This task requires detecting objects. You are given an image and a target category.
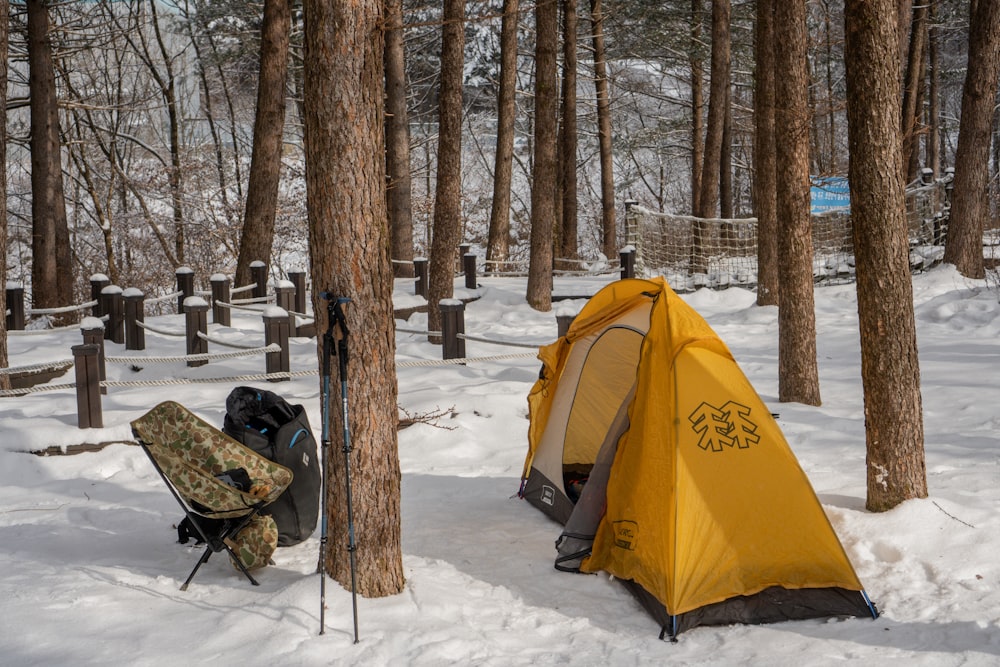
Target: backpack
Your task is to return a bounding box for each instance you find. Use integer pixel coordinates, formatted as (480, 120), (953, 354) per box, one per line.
(222, 387), (321, 547)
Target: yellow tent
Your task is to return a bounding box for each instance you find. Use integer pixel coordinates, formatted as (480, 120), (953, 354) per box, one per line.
(520, 277), (876, 639)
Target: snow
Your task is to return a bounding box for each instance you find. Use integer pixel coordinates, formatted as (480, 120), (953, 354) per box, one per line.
(3, 266), (1000, 665)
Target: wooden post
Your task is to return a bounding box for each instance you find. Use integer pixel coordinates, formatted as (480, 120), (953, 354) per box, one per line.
(620, 247), (636, 280)
(184, 297), (209, 367)
(210, 274), (231, 326)
(274, 280), (297, 336)
(414, 257), (429, 297)
(124, 288), (146, 351)
(263, 307), (290, 381)
(287, 270), (307, 316)
(101, 285), (125, 344)
(72, 343), (103, 429)
(5, 284), (25, 331)
(463, 253), (477, 289)
(440, 299), (466, 360)
(556, 311), (577, 338)
(176, 267), (195, 313)
(250, 261), (268, 300)
(80, 319), (107, 395)
(90, 273), (110, 319)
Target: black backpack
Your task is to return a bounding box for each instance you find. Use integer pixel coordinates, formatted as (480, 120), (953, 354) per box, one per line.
(223, 387), (321, 547)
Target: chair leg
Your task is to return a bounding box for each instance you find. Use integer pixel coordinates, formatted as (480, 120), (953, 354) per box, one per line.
(180, 547), (213, 591)
(224, 544), (261, 587)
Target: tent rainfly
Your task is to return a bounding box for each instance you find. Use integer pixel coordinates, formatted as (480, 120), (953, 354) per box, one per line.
(519, 277), (878, 640)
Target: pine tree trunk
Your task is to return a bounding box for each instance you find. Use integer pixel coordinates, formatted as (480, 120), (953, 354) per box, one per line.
(236, 0), (290, 288)
(0, 0), (8, 389)
(427, 0), (466, 334)
(689, 0), (704, 217)
(385, 0), (414, 279)
(528, 0), (558, 311)
(487, 0), (519, 273)
(27, 0), (71, 314)
(303, 0), (403, 597)
(901, 3), (927, 183)
(942, 0), (1000, 279)
(753, 0), (779, 307)
(774, 0), (821, 406)
(590, 0), (616, 259)
(559, 0), (579, 266)
(844, 0), (928, 512)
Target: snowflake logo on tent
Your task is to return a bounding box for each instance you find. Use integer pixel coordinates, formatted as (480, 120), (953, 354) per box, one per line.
(688, 401), (760, 452)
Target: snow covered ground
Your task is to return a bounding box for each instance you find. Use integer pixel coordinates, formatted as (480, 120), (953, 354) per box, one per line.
(1, 266), (999, 666)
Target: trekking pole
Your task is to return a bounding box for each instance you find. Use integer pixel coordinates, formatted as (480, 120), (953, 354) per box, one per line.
(331, 295), (360, 644)
(318, 292), (335, 636)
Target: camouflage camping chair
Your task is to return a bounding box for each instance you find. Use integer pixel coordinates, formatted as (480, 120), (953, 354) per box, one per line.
(131, 401), (293, 590)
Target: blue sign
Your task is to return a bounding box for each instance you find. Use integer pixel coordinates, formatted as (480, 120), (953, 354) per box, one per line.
(810, 176), (851, 213)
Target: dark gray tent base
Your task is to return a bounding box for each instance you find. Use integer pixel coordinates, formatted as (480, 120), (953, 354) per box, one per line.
(618, 580), (879, 641)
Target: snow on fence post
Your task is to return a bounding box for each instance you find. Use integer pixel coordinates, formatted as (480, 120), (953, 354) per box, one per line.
(124, 288), (146, 351)
(5, 283), (24, 331)
(440, 299), (466, 361)
(89, 274), (110, 319)
(250, 261), (268, 300)
(463, 253), (477, 289)
(210, 274), (231, 327)
(287, 269), (307, 316)
(184, 297), (209, 368)
(619, 247), (636, 280)
(80, 317), (107, 395)
(414, 257), (429, 298)
(101, 285), (125, 344)
(176, 267), (195, 313)
(72, 343), (103, 429)
(274, 280), (297, 337)
(262, 306), (290, 381)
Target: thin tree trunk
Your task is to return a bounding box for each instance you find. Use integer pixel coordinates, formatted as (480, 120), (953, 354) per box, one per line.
(0, 0), (8, 388)
(901, 3), (928, 182)
(427, 0), (466, 333)
(774, 0), (821, 406)
(27, 0), (71, 313)
(303, 0), (403, 597)
(590, 0), (615, 259)
(487, 0), (519, 273)
(690, 0), (704, 217)
(527, 0), (559, 311)
(385, 0), (414, 279)
(753, 0), (779, 307)
(926, 0), (940, 178)
(559, 0), (579, 266)
(236, 0), (291, 287)
(844, 0), (927, 512)
(942, 0), (1000, 278)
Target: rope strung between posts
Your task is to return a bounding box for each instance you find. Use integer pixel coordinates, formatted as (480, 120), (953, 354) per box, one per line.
(9, 316), (109, 336)
(28, 299), (99, 315)
(0, 383), (77, 397)
(456, 332), (549, 349)
(0, 359), (73, 376)
(214, 300), (268, 314)
(136, 320), (186, 337)
(396, 352), (537, 367)
(230, 283), (257, 295)
(231, 295), (274, 305)
(144, 290), (183, 305)
(104, 343), (280, 365)
(195, 330), (269, 350)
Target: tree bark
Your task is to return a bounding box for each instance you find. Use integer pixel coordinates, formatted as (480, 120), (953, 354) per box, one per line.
(942, 0), (1000, 279)
(844, 0), (927, 512)
(527, 0), (559, 311)
(559, 0), (579, 266)
(385, 0), (414, 279)
(901, 2), (928, 182)
(27, 0), (72, 314)
(0, 0), (8, 388)
(427, 0), (466, 334)
(690, 0), (704, 217)
(753, 0), (779, 307)
(590, 0), (616, 259)
(773, 0), (821, 406)
(236, 0), (291, 288)
(303, 0), (403, 597)
(487, 0), (519, 273)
